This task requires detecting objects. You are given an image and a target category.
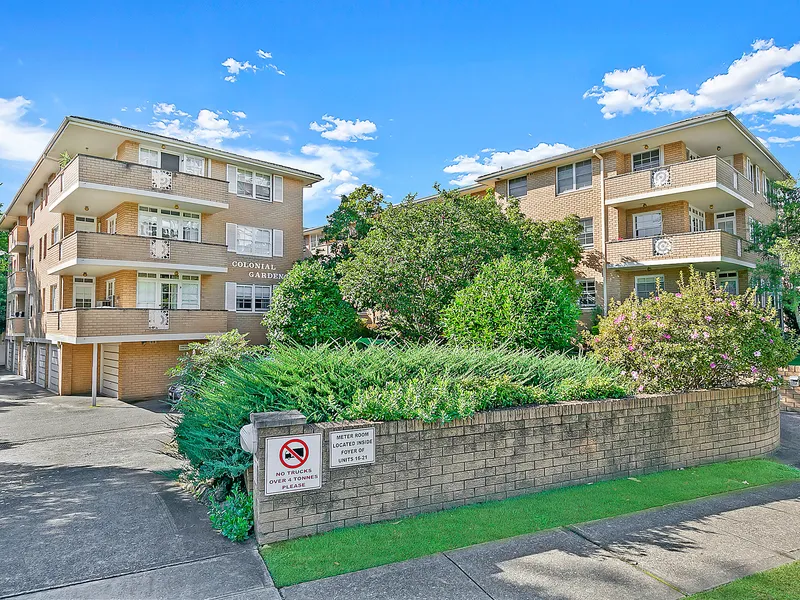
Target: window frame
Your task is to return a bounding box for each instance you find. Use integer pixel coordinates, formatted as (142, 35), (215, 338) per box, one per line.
(632, 148), (662, 172)
(635, 274), (665, 299)
(50, 284), (58, 312)
(235, 283), (274, 313)
(138, 205), (201, 242)
(577, 217), (594, 248)
(236, 167), (273, 201)
(556, 159), (593, 195)
(106, 214), (117, 234)
(689, 205), (706, 233)
(718, 271), (739, 295)
(714, 211), (736, 235)
(236, 225), (274, 257)
(135, 271), (201, 310)
(139, 146), (207, 177)
(633, 210), (663, 238)
(74, 215), (97, 233)
(508, 176), (527, 198)
(577, 279), (596, 309)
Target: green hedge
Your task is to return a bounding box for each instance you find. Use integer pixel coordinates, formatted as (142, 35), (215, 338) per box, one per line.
(173, 343), (627, 482)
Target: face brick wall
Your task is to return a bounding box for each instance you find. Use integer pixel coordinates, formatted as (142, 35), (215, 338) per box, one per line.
(118, 340), (184, 400)
(252, 387), (780, 543)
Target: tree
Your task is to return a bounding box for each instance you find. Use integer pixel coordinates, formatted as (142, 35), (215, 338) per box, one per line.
(336, 187), (583, 339)
(263, 261), (363, 345)
(442, 256), (581, 351)
(321, 184), (386, 264)
(750, 177), (800, 330)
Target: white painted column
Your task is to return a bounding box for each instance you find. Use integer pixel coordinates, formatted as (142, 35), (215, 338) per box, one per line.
(91, 342), (98, 407)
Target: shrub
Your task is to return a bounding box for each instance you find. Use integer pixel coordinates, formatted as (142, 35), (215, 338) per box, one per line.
(208, 484), (253, 542)
(263, 261), (363, 346)
(442, 256), (580, 351)
(589, 268), (797, 393)
(173, 343), (626, 481)
(167, 330), (263, 400)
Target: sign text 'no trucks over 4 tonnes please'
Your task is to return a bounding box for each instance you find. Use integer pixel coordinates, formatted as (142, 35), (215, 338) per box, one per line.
(329, 428), (375, 468)
(265, 434), (322, 495)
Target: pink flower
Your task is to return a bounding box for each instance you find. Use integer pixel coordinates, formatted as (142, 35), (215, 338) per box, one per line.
(767, 376), (775, 383)
(690, 331), (699, 340)
(769, 339), (774, 344)
(628, 345), (635, 351)
(604, 356), (609, 362)
(631, 371), (639, 380)
(710, 362), (716, 369)
(637, 385), (645, 392)
(627, 334), (633, 342)
(721, 353), (730, 360)
(703, 331), (710, 339)
(754, 351), (761, 357)
(613, 314), (626, 325)
(714, 297), (723, 302)
(675, 293), (682, 298)
(751, 366), (758, 373)
(705, 316), (713, 322)
(646, 314), (652, 320)
(730, 300), (737, 307)
(663, 333), (671, 340)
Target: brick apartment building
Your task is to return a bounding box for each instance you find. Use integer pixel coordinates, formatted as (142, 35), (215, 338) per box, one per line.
(306, 111), (788, 325)
(3, 117), (321, 400)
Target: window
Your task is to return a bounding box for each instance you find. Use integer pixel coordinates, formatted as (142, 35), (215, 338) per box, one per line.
(236, 284), (253, 311)
(718, 272), (739, 295)
(508, 176), (527, 198)
(763, 172), (770, 198)
(714, 211), (736, 235)
(236, 168), (272, 201)
(634, 211), (662, 238)
(309, 233), (321, 250)
(236, 284), (274, 313)
(689, 206), (706, 233)
(106, 215), (117, 234)
(578, 280), (596, 309)
(578, 218), (594, 248)
(138, 206), (201, 242)
(74, 215), (96, 233)
(51, 225), (60, 246)
(160, 152), (180, 172)
(556, 159), (593, 194)
(632, 149), (661, 172)
(139, 147), (160, 167)
(755, 166), (761, 194)
(686, 148), (700, 161)
(105, 279), (115, 303)
(50, 285), (58, 312)
(136, 272), (200, 310)
(183, 155), (205, 176)
(745, 157), (753, 181)
(635, 275), (665, 299)
(73, 277), (95, 308)
(748, 216), (760, 242)
(236, 225), (274, 257)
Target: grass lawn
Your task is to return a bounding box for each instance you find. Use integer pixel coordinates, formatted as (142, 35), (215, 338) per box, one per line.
(686, 560), (800, 599)
(261, 458), (800, 587)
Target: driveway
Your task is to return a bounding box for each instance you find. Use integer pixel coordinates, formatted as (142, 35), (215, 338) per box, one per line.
(0, 371), (278, 600)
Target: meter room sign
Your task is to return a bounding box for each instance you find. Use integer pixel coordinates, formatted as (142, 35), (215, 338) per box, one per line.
(265, 434), (322, 495)
(329, 428), (375, 468)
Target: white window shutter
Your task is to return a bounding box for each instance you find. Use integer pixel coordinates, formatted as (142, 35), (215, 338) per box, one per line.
(273, 175), (283, 202)
(225, 282), (237, 311)
(225, 223), (238, 252)
(272, 229), (283, 257)
(226, 165), (237, 194)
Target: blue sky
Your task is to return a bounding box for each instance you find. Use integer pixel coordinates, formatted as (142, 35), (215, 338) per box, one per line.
(2, 1), (800, 227)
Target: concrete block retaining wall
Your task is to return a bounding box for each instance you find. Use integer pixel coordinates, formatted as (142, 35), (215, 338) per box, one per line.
(252, 387), (780, 544)
(780, 366), (800, 412)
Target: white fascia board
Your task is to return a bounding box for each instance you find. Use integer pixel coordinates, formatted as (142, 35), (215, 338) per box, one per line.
(47, 258), (228, 276)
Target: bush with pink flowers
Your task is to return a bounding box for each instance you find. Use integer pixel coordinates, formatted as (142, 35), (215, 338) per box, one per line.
(589, 268), (796, 393)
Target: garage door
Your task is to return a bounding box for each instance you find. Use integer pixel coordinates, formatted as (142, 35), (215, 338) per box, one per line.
(20, 345), (28, 379)
(11, 342), (18, 375)
(101, 344), (119, 398)
(35, 345), (47, 387)
(48, 345), (60, 392)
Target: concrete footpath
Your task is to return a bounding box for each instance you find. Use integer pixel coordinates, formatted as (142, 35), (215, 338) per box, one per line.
(282, 413), (800, 600)
(0, 371), (279, 600)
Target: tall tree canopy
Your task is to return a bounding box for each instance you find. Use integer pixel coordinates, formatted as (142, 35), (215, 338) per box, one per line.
(321, 184), (386, 265)
(336, 187), (583, 339)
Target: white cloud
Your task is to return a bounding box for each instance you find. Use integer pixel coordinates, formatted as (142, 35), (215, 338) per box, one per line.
(256, 49), (272, 59)
(150, 106), (247, 145)
(444, 143), (574, 186)
(585, 40), (800, 119)
(767, 134), (800, 144)
(309, 114), (377, 142)
(153, 102), (189, 117)
(773, 113), (800, 126)
(0, 96), (53, 162)
(265, 64), (286, 76)
(221, 57), (257, 83)
(229, 110), (247, 120)
(120, 107), (128, 112)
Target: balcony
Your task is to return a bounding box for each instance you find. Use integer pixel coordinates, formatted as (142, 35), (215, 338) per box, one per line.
(47, 155), (229, 216)
(48, 232), (229, 277)
(46, 308), (229, 342)
(607, 229), (760, 270)
(9, 225), (28, 254)
(7, 316), (25, 337)
(8, 271), (27, 294)
(605, 156), (761, 212)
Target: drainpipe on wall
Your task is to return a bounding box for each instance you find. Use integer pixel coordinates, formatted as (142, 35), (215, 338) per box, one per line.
(592, 149), (608, 315)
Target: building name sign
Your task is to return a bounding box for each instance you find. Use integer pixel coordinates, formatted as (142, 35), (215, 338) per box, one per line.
(231, 261), (287, 280)
(329, 427), (375, 468)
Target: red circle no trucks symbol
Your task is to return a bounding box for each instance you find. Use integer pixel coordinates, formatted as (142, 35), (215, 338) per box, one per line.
(279, 438), (310, 469)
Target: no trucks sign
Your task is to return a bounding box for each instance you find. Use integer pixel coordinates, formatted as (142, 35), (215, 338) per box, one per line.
(265, 434), (322, 495)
